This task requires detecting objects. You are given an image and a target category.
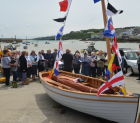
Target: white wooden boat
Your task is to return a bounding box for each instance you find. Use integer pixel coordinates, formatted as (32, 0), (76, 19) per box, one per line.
(39, 71), (139, 123)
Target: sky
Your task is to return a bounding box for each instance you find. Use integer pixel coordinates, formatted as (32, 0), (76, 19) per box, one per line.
(0, 0), (139, 39)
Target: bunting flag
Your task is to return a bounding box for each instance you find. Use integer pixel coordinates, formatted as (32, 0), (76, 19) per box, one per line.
(104, 17), (116, 38)
(56, 41), (63, 61)
(47, 69), (54, 79)
(108, 54), (121, 73)
(97, 71), (125, 96)
(112, 54), (121, 72)
(53, 16), (67, 22)
(107, 3), (123, 16)
(112, 37), (122, 63)
(108, 54), (115, 73)
(54, 41), (63, 76)
(55, 25), (64, 40)
(93, 0), (101, 3)
(59, 0), (72, 12)
(105, 69), (111, 80)
(54, 61), (59, 76)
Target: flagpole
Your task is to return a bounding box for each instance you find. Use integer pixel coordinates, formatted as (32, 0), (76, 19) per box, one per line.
(101, 0), (111, 62)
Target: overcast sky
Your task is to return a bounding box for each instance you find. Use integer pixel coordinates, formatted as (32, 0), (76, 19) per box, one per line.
(0, 0), (139, 38)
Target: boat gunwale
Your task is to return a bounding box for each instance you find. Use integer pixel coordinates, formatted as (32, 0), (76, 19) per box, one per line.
(39, 72), (139, 99)
(43, 81), (139, 104)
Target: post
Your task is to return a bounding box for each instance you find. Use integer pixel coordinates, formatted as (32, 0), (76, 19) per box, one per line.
(101, 0), (111, 62)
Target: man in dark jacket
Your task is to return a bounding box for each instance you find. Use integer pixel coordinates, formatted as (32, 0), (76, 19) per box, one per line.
(51, 49), (58, 67)
(62, 49), (73, 72)
(19, 51), (27, 84)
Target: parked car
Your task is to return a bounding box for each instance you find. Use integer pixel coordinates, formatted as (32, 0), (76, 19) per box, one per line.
(120, 48), (139, 74)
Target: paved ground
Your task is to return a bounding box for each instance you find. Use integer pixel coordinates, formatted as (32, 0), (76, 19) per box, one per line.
(0, 76), (140, 123)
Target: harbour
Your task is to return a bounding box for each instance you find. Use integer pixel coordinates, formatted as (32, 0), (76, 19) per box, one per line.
(1, 40), (140, 53)
(0, 0), (140, 122)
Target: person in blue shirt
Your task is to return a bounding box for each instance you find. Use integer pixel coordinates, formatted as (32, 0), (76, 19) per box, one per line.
(81, 51), (90, 76)
(1, 50), (11, 86)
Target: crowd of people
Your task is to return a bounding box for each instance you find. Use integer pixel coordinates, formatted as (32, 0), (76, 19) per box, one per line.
(1, 48), (110, 86)
(2, 47), (133, 87)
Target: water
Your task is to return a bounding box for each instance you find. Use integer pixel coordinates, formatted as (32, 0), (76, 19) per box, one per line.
(0, 40), (139, 53)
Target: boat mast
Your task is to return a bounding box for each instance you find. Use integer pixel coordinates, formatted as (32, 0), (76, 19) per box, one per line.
(101, 0), (111, 62)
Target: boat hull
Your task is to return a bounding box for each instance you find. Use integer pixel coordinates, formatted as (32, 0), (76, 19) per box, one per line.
(40, 74), (139, 123)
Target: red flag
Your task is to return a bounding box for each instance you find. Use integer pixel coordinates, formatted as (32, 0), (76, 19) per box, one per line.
(59, 0), (68, 12)
(58, 41), (63, 50)
(97, 71), (124, 96)
(112, 37), (122, 63)
(112, 37), (118, 54)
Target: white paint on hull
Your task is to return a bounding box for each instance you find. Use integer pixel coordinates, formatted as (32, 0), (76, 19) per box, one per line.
(41, 79), (139, 123)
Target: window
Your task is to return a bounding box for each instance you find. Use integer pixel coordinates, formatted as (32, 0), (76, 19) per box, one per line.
(125, 52), (138, 60)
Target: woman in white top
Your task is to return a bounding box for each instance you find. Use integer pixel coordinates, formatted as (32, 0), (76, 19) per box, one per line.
(30, 51), (39, 80)
(25, 52), (32, 78)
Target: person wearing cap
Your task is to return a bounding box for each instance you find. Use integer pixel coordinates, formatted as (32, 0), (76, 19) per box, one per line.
(62, 49), (73, 72)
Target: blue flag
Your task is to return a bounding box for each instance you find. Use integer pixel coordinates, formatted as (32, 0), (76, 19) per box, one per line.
(55, 25), (64, 40)
(93, 0), (101, 3)
(103, 17), (116, 37)
(54, 68), (59, 76)
(105, 69), (110, 80)
(54, 61), (59, 76)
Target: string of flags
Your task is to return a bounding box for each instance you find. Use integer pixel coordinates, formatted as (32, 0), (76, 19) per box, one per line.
(53, 0), (126, 94)
(97, 1), (125, 96)
(53, 0), (72, 76)
(54, 0), (72, 40)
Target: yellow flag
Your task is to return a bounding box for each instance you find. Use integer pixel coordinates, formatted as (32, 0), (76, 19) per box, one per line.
(108, 54), (115, 73)
(47, 69), (54, 79)
(119, 86), (127, 95)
